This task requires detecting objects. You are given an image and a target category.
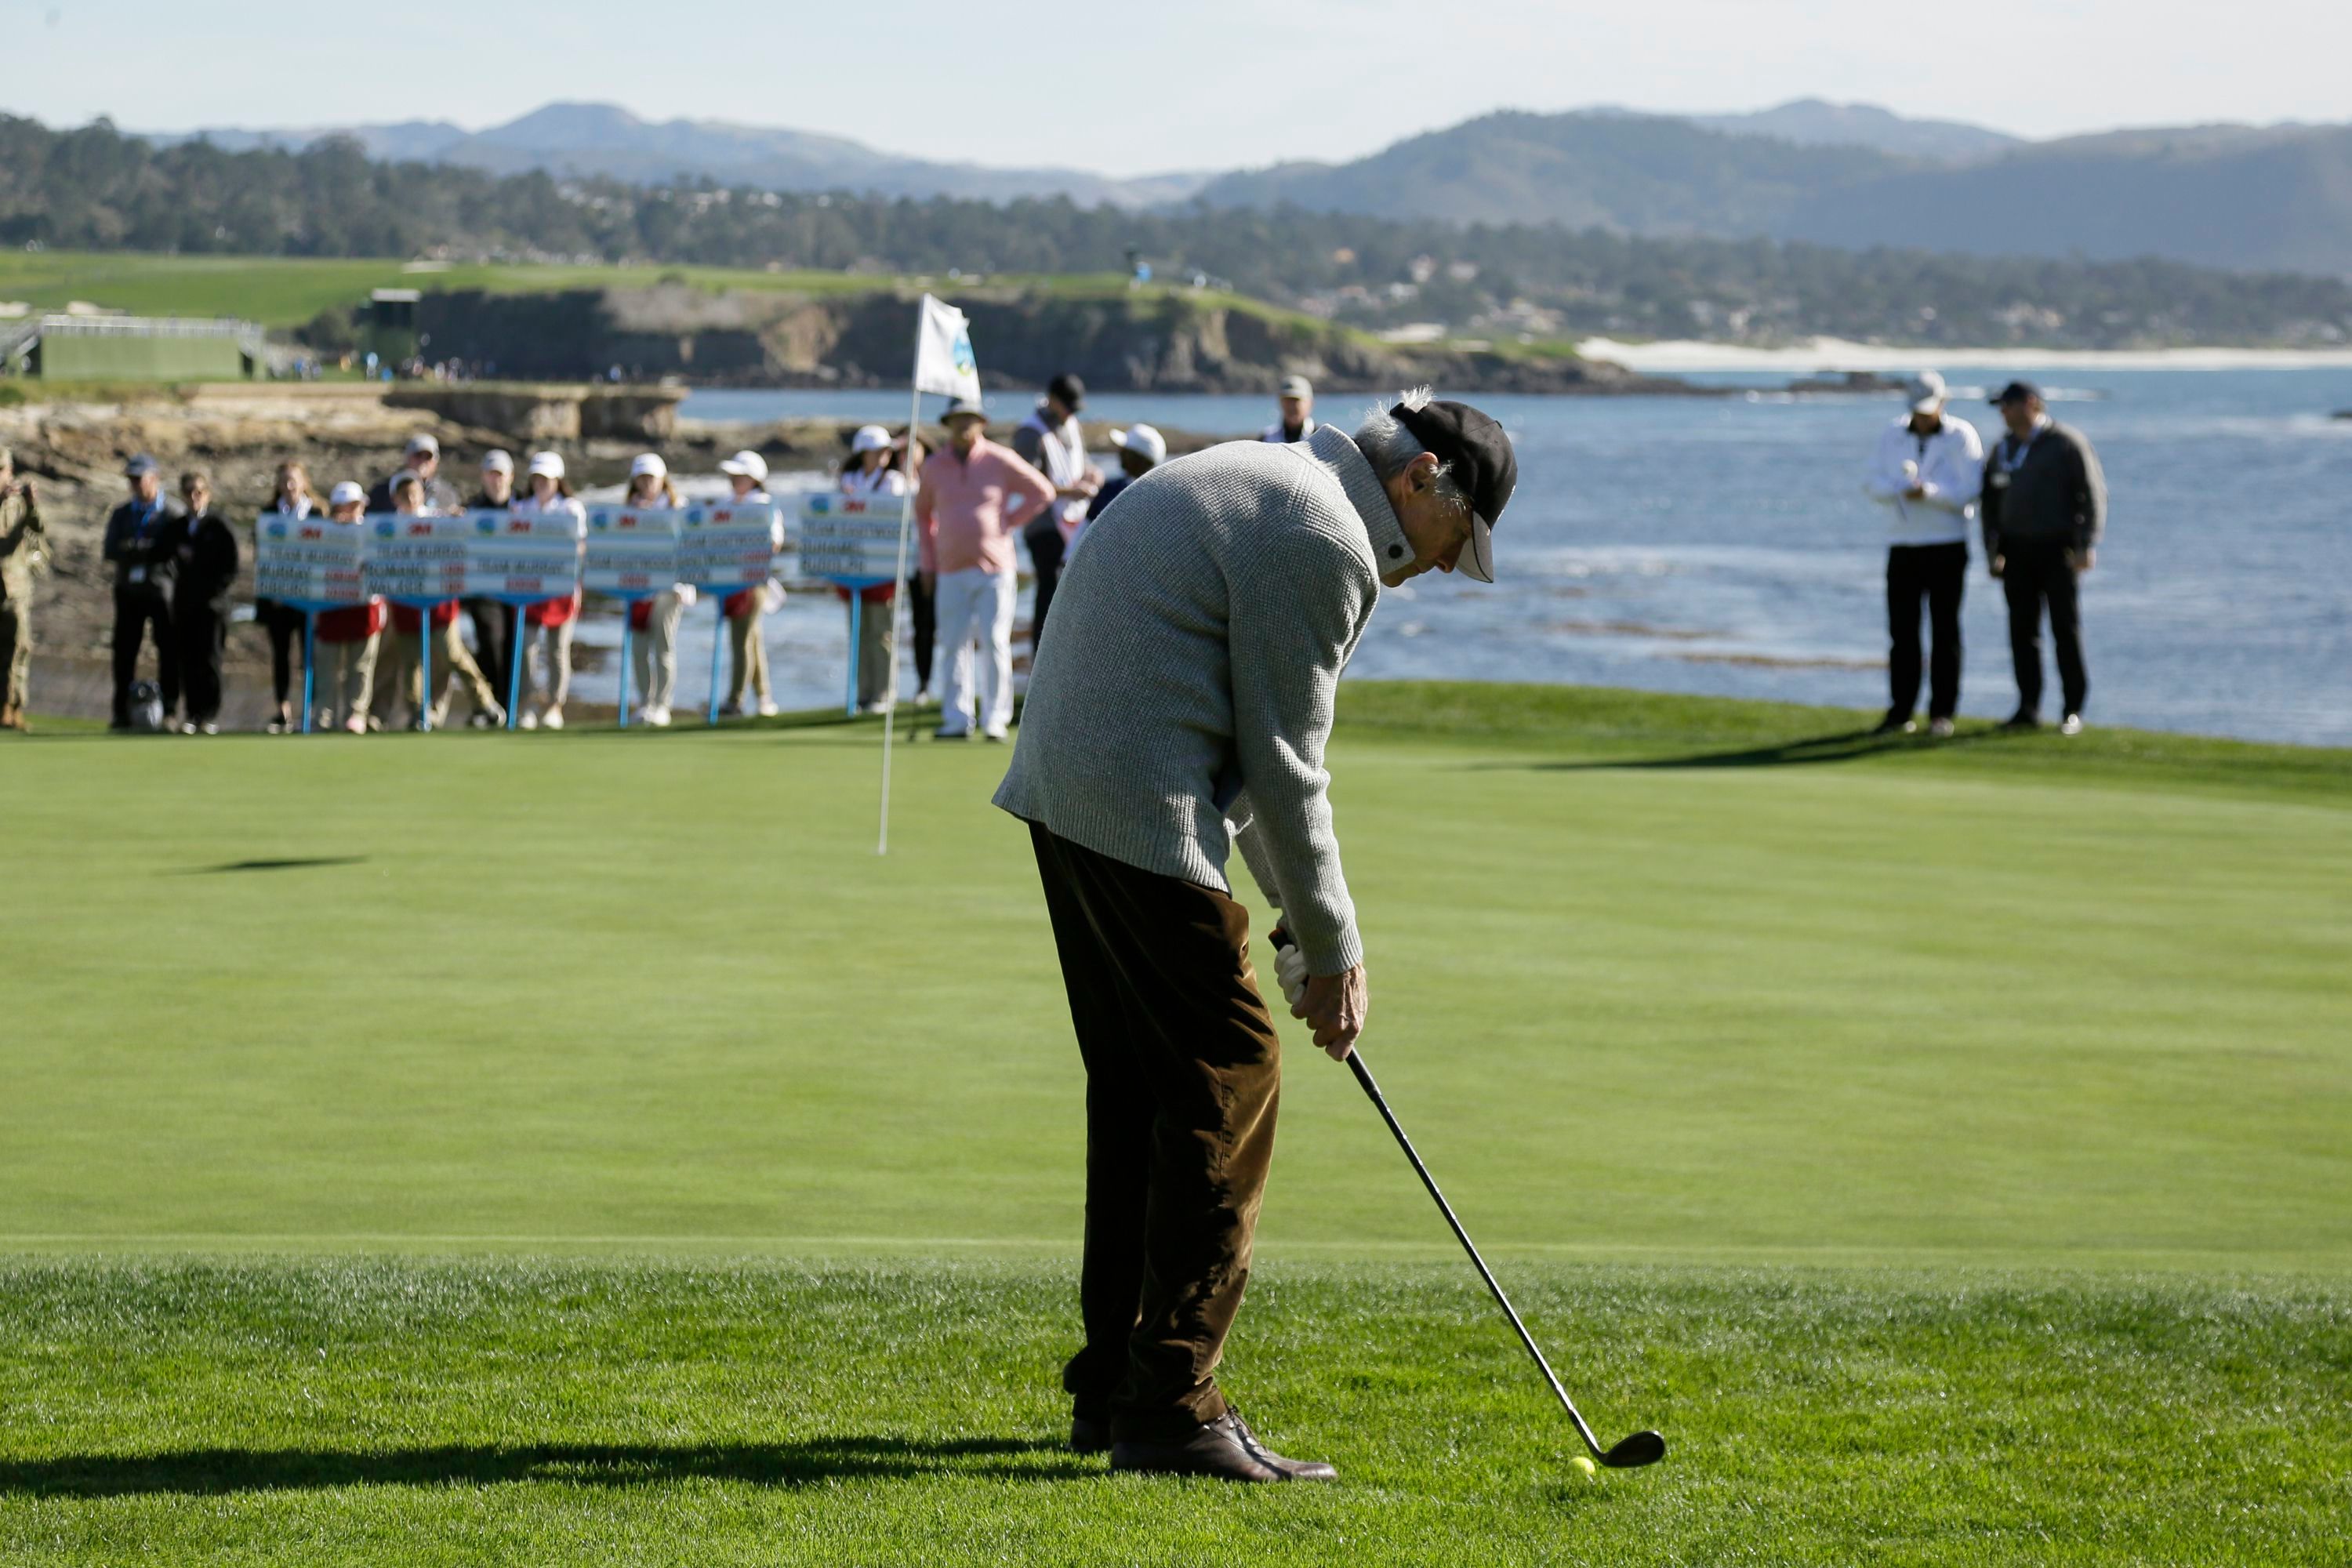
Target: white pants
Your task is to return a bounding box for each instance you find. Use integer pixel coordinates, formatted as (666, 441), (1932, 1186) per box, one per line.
(633, 590), (685, 712)
(935, 566), (1016, 735)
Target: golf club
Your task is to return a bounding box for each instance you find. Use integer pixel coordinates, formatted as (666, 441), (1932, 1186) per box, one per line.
(1346, 1046), (1665, 1471)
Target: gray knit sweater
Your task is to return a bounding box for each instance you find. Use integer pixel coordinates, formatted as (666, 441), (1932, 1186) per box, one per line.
(993, 424), (1410, 975)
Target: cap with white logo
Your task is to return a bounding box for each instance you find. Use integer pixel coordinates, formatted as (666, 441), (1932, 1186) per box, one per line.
(480, 448), (514, 474)
(527, 451), (566, 479)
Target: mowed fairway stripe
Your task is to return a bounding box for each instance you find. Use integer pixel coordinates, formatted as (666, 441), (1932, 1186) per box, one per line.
(5, 691), (2347, 1269)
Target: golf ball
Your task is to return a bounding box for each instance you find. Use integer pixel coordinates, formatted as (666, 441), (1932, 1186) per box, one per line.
(1572, 1456), (1598, 1479)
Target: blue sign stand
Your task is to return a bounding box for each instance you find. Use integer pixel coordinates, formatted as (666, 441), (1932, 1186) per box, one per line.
(845, 593), (862, 717)
(507, 611), (527, 729)
(706, 598), (728, 726)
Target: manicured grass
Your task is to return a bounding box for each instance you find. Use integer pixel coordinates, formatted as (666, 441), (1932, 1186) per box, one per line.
(2, 682), (2346, 1562)
(2, 1259), (2345, 1566)
(0, 252), (1345, 338)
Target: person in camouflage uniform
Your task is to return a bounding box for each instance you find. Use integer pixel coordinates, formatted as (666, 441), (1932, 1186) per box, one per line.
(0, 445), (48, 731)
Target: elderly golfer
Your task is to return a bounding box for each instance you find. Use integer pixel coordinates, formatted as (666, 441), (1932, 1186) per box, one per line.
(993, 388), (1515, 1482)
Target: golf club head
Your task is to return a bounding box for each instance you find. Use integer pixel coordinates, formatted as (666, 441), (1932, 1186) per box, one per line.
(1600, 1431), (1666, 1468)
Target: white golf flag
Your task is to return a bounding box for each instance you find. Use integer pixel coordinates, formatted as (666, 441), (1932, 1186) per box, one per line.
(912, 293), (982, 404)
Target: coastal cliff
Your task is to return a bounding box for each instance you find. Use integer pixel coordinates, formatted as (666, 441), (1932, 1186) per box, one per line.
(413, 282), (1695, 395)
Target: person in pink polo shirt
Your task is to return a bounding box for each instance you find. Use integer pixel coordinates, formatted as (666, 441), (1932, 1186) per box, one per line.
(916, 398), (1058, 740)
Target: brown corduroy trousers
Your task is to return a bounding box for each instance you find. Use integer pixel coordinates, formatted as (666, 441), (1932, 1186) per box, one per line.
(1029, 822), (1283, 1443)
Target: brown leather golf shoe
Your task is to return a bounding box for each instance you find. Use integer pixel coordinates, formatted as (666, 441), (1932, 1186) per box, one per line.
(1109, 1412), (1337, 1483)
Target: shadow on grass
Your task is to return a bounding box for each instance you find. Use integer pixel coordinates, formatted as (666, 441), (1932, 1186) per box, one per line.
(1489, 724), (2005, 773)
(0, 1435), (1091, 1497)
(179, 856), (369, 875)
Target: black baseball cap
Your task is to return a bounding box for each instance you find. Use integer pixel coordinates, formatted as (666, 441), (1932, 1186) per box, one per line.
(1989, 380), (2042, 406)
(1047, 372), (1085, 409)
(1389, 395), (1516, 583)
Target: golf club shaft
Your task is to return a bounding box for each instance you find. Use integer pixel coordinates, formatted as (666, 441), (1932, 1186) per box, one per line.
(1346, 1048), (1609, 1460)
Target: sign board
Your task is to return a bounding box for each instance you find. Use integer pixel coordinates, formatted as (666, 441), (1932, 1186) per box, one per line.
(797, 493), (906, 588)
(363, 513), (475, 606)
(459, 506), (586, 604)
(676, 502), (782, 592)
(252, 514), (367, 611)
(583, 506), (683, 600)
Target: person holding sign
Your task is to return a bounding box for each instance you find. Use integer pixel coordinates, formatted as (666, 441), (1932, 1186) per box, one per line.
(463, 450), (517, 719)
(313, 482), (385, 735)
(513, 452), (586, 731)
(915, 399), (1057, 742)
(717, 449), (782, 720)
(622, 454), (693, 728)
(376, 474), (506, 731)
(837, 426), (903, 713)
(256, 462), (317, 735)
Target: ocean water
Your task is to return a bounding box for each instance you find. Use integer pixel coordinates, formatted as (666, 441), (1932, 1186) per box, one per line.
(590, 370), (2352, 746)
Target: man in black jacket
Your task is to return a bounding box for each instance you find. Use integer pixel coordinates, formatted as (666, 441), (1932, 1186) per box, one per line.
(1981, 383), (2107, 735)
(169, 469), (241, 734)
(101, 455), (183, 730)
(461, 449), (516, 725)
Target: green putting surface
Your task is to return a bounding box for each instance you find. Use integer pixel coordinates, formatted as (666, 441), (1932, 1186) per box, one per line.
(3, 684), (2347, 1562)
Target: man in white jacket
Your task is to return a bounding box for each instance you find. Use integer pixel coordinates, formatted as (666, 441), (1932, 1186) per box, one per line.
(1864, 372), (1984, 737)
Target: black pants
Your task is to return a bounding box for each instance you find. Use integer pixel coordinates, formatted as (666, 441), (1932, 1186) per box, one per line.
(2001, 542), (2088, 717)
(464, 600), (514, 698)
(1029, 823), (1282, 1443)
(1024, 517), (1066, 648)
(111, 587), (177, 724)
(175, 596), (230, 725)
(908, 574), (936, 692)
(1886, 543), (1966, 722)
(257, 600), (306, 708)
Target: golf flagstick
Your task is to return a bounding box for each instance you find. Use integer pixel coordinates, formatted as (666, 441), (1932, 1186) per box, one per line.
(1345, 1044), (1666, 1470)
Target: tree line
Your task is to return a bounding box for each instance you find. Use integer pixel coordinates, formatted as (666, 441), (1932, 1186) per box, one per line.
(6, 114), (2350, 350)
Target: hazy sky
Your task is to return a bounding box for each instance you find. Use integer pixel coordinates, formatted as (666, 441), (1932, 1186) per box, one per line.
(13, 0), (2350, 175)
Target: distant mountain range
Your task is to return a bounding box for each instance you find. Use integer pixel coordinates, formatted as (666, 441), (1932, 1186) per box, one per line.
(141, 99), (2352, 275)
(147, 102), (1211, 209)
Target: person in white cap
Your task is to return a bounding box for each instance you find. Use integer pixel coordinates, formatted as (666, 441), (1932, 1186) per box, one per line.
(1068, 424), (1164, 563)
(1262, 376), (1316, 444)
(312, 481), (386, 734)
(714, 448), (782, 718)
(623, 453), (691, 726)
(372, 474), (506, 732)
(836, 426), (905, 713)
(1864, 369), (1984, 738)
(512, 451), (586, 729)
(460, 449), (518, 725)
(368, 432), (461, 515)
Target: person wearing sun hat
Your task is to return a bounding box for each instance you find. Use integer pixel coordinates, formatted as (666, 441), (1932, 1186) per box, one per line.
(622, 452), (691, 726)
(714, 447), (783, 718)
(836, 426), (905, 713)
(1864, 369), (1983, 739)
(991, 387), (1515, 1482)
(914, 397), (1058, 740)
(511, 450), (586, 730)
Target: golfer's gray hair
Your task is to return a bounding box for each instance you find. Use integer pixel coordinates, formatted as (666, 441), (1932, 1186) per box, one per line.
(1353, 387), (1473, 514)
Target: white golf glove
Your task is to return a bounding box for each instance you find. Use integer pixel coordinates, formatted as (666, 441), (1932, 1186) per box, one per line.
(1272, 935), (1309, 1010)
